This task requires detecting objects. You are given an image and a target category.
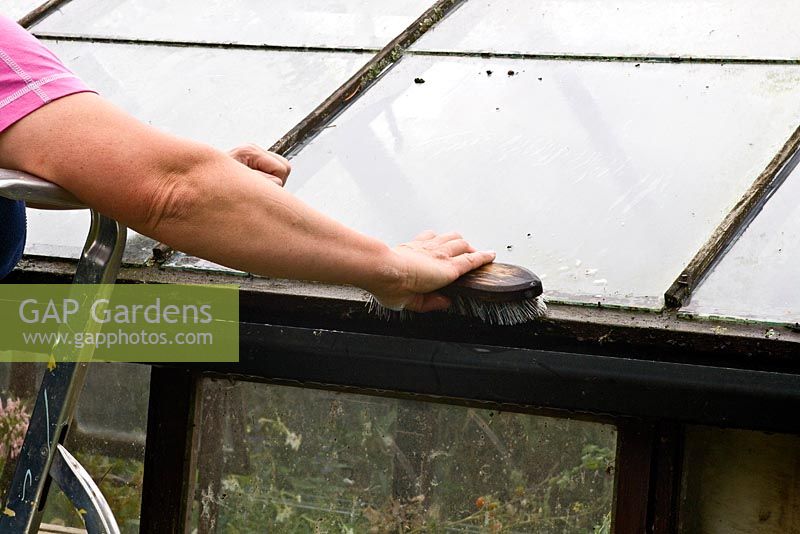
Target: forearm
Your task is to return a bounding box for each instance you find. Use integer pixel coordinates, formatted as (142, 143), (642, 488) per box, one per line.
(0, 93), (402, 292)
(146, 150), (403, 293)
(0, 93), (494, 311)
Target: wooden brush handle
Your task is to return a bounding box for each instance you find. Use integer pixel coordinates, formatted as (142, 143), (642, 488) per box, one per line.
(441, 263), (543, 301)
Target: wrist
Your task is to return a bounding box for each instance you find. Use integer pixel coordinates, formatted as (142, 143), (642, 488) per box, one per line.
(359, 243), (407, 298)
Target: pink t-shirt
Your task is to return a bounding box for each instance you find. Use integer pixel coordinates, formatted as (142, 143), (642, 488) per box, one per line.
(0, 15), (93, 133)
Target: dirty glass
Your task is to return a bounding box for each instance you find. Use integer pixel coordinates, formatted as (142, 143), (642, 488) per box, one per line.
(40, 363), (150, 533)
(45, 40), (368, 150)
(680, 426), (800, 533)
(413, 0), (800, 60)
(0, 360), (148, 532)
(1, 0), (43, 21)
(191, 379), (616, 532)
(683, 161), (800, 324)
(163, 252), (245, 275)
(32, 0), (433, 48)
(21, 39), (367, 261)
(287, 55), (800, 306)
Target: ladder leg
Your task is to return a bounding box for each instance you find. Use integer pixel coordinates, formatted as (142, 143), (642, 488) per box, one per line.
(49, 444), (120, 534)
(0, 212), (125, 532)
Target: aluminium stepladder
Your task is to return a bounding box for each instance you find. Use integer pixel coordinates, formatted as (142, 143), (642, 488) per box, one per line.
(0, 169), (123, 533)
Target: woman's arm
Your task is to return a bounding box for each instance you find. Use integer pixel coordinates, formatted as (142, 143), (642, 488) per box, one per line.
(0, 92), (494, 311)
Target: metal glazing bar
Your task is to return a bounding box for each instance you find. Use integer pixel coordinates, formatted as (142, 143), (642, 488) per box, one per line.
(17, 0), (75, 29)
(665, 127), (800, 308)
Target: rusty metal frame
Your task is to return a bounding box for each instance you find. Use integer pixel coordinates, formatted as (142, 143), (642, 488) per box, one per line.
(665, 127), (800, 308)
(409, 48), (800, 65)
(17, 0), (74, 28)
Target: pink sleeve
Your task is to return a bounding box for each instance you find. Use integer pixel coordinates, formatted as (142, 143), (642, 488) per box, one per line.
(0, 15), (95, 133)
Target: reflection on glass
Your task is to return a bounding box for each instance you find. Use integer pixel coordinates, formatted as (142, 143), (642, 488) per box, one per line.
(33, 0), (433, 48)
(684, 164), (800, 323)
(191, 379), (616, 532)
(413, 0), (800, 60)
(46, 40), (367, 151)
(288, 55), (800, 306)
(680, 426), (800, 533)
(1, 0), (43, 21)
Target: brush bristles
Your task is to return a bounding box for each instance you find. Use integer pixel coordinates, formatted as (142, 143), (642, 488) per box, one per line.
(366, 295), (547, 325)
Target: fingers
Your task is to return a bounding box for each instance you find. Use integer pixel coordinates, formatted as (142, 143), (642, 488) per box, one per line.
(451, 250), (496, 276)
(403, 292), (451, 313)
(432, 231), (462, 245)
(411, 230), (466, 245)
(229, 144), (292, 185)
(443, 238), (474, 256)
(250, 169), (285, 187)
(414, 230), (437, 241)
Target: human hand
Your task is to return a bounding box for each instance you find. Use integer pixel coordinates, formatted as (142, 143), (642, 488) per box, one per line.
(371, 231), (496, 313)
(228, 144), (291, 186)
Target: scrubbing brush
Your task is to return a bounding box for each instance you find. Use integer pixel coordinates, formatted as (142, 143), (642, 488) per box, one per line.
(367, 262), (546, 325)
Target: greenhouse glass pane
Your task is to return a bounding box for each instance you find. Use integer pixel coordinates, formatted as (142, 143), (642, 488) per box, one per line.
(33, 0), (433, 48)
(191, 379), (616, 532)
(45, 39), (367, 149)
(684, 164), (800, 324)
(287, 56), (800, 307)
(413, 0), (800, 60)
(39, 363), (150, 533)
(22, 39), (366, 260)
(680, 426), (800, 533)
(24, 209), (152, 265)
(1, 0), (43, 21)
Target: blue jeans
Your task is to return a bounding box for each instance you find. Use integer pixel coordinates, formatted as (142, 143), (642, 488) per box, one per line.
(0, 198), (26, 279)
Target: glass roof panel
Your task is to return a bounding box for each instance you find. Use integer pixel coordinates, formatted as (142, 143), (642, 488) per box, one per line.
(684, 164), (800, 324)
(45, 39), (367, 148)
(2, 1), (43, 21)
(412, 0), (800, 60)
(23, 39), (366, 261)
(33, 0), (434, 48)
(24, 209), (89, 260)
(287, 56), (800, 307)
(24, 209), (154, 265)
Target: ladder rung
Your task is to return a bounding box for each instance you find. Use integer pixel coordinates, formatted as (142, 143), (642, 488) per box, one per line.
(38, 523), (87, 534)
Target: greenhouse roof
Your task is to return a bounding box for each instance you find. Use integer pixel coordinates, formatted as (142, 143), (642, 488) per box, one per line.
(5, 0), (800, 365)
(4, 4), (800, 532)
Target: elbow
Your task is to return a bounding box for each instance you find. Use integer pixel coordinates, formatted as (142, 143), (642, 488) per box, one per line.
(133, 145), (218, 239)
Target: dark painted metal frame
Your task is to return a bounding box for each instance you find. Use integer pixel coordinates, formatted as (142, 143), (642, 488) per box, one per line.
(133, 321), (799, 533)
